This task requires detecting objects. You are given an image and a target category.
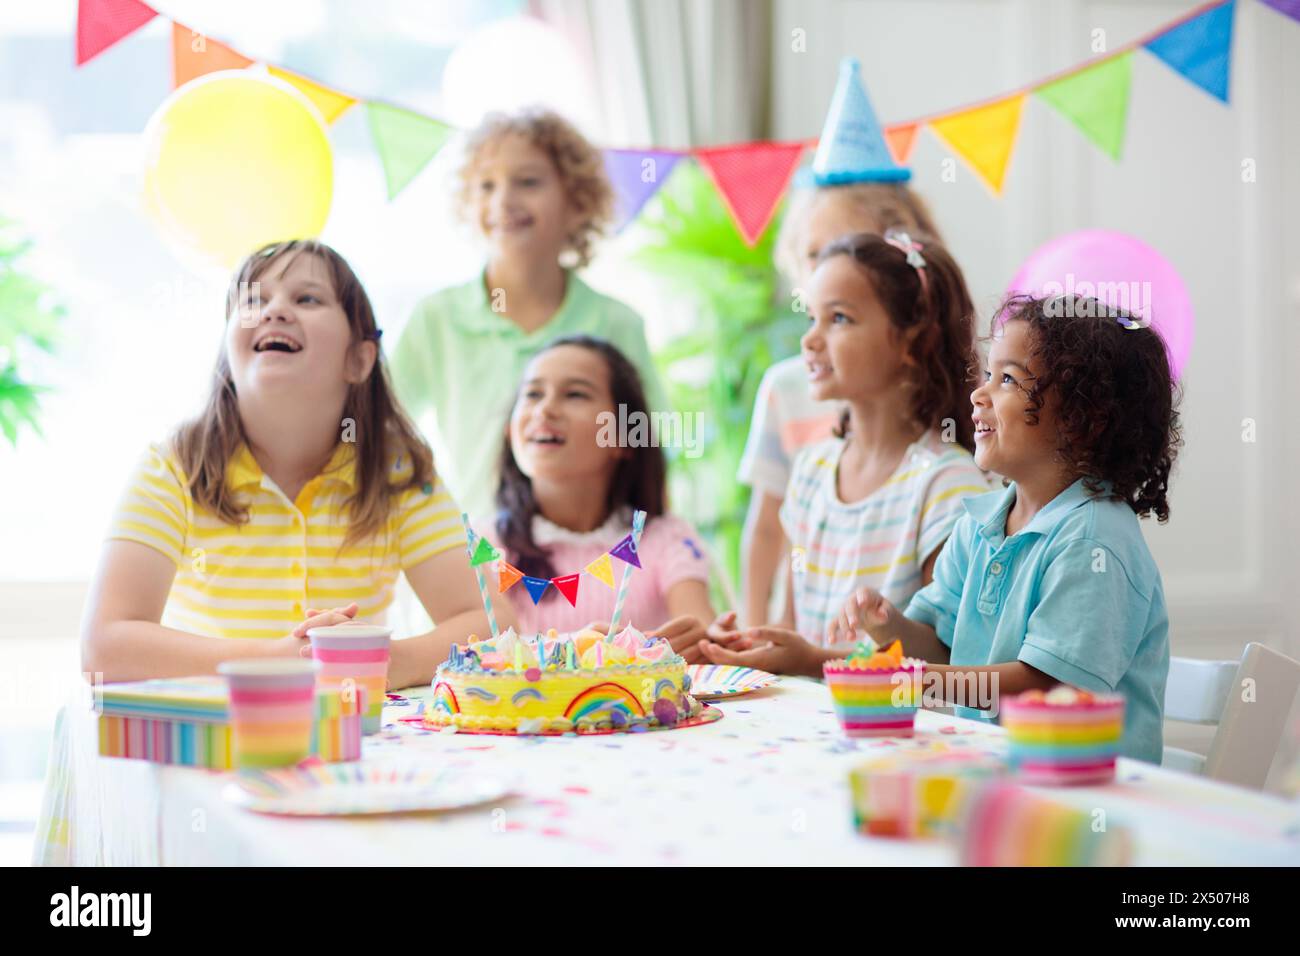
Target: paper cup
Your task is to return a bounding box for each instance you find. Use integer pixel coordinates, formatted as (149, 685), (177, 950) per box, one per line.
(1001, 692), (1125, 785)
(823, 660), (924, 737)
(308, 624), (392, 735)
(218, 658), (319, 769)
(311, 685), (366, 762)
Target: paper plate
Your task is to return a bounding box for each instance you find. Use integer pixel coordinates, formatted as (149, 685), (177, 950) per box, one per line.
(687, 664), (780, 700)
(223, 762), (510, 816)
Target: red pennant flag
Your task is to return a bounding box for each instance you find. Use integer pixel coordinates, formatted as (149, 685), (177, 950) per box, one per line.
(883, 124), (920, 166)
(694, 142), (804, 246)
(77, 0), (157, 66)
(498, 561), (524, 594)
(171, 22), (253, 88)
(551, 573), (581, 607)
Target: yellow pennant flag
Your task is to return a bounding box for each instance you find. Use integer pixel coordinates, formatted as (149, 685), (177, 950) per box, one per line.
(928, 93), (1026, 194)
(268, 65), (357, 124)
(584, 552), (616, 589)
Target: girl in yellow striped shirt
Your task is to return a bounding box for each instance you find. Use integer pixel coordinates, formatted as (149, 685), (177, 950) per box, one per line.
(82, 240), (513, 688)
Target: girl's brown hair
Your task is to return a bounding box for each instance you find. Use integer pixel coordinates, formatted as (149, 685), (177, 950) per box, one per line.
(171, 240), (434, 549)
(817, 232), (978, 454)
(456, 108), (614, 268)
(776, 182), (942, 283)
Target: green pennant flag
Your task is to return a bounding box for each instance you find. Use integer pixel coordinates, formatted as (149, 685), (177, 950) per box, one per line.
(468, 535), (500, 567)
(365, 102), (453, 200)
(1036, 53), (1133, 161)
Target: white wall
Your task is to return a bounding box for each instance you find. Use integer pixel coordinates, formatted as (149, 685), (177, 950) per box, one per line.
(769, 0), (1300, 664)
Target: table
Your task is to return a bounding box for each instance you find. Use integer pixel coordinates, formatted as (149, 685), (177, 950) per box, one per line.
(38, 677), (1300, 866)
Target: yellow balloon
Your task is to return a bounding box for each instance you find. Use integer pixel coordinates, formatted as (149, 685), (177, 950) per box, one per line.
(142, 71), (333, 269)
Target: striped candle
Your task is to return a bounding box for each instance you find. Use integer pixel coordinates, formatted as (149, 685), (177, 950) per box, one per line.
(607, 509), (647, 634)
(217, 659), (319, 769)
(307, 624), (392, 735)
(461, 513), (500, 641)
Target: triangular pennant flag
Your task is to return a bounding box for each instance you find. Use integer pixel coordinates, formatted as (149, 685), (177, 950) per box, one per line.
(584, 552), (616, 589)
(497, 561), (524, 594)
(522, 576), (551, 605)
(269, 65), (357, 124)
(469, 536), (500, 567)
(365, 102), (453, 200)
(171, 23), (253, 88)
(695, 142), (804, 246)
(1036, 53), (1133, 161)
(883, 124), (919, 166)
(1260, 0), (1300, 26)
(812, 58), (912, 184)
(928, 93), (1026, 194)
(76, 0), (157, 66)
(551, 573), (581, 607)
(1144, 0), (1234, 103)
(609, 533), (642, 569)
(603, 149), (683, 232)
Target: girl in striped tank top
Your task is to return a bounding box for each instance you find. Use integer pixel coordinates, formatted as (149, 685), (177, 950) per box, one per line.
(702, 231), (989, 676)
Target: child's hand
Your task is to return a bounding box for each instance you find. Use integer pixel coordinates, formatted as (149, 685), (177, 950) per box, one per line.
(705, 611), (753, 650)
(699, 626), (826, 678)
(648, 615), (708, 662)
(832, 589), (897, 644)
(292, 602), (360, 639)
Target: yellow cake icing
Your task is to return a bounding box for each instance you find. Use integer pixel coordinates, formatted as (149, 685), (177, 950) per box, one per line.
(427, 627), (701, 734)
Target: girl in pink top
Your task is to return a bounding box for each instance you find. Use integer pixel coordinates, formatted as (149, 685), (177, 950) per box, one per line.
(492, 336), (716, 658)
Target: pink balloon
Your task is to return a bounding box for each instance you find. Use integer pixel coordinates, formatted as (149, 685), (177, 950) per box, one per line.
(1005, 230), (1193, 380)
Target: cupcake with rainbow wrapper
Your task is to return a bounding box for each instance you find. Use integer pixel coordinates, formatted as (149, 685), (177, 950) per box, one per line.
(823, 639), (925, 738)
(1002, 686), (1125, 785)
(959, 782), (1133, 866)
(849, 749), (1006, 838)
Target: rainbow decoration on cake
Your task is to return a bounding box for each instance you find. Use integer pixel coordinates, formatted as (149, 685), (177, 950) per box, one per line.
(959, 782), (1133, 866)
(1001, 686), (1125, 785)
(849, 750), (1006, 838)
(426, 625), (702, 734)
(823, 640), (925, 737)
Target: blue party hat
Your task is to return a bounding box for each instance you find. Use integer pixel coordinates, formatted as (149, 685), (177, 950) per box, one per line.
(812, 58), (911, 185)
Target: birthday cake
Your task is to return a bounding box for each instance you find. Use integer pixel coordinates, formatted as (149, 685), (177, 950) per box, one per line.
(428, 626), (702, 734)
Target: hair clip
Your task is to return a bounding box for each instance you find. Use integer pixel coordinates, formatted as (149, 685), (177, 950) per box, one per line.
(883, 229), (928, 292)
(367, 329), (384, 341)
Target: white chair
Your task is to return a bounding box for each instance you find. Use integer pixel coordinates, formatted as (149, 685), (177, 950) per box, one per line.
(1163, 642), (1300, 789)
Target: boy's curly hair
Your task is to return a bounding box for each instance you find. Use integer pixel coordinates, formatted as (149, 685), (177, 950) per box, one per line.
(456, 108), (614, 268)
(995, 294), (1183, 522)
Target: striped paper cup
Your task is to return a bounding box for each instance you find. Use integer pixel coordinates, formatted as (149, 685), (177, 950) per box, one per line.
(307, 624), (392, 735)
(823, 660), (925, 738)
(311, 685), (366, 762)
(959, 782), (1132, 865)
(1001, 691), (1125, 786)
(218, 659), (319, 769)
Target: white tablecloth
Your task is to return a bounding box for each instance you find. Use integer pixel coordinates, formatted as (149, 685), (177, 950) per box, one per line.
(38, 677), (1300, 866)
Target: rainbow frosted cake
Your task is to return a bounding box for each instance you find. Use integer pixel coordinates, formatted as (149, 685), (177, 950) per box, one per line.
(1001, 686), (1125, 785)
(428, 626), (702, 734)
(823, 640), (925, 737)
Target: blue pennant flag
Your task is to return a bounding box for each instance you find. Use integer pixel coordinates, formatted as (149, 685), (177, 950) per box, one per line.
(1144, 1), (1235, 103)
(522, 576), (551, 605)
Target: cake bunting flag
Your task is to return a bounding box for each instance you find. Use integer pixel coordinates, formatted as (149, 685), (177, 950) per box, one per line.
(811, 58), (912, 185)
(469, 535), (501, 568)
(609, 533), (642, 569)
(607, 510), (648, 633)
(1144, 0), (1234, 103)
(522, 576), (552, 605)
(497, 561), (524, 594)
(459, 514), (499, 641)
(171, 22), (253, 88)
(268, 65), (358, 123)
(584, 552), (616, 589)
(77, 0), (158, 66)
(550, 573), (581, 607)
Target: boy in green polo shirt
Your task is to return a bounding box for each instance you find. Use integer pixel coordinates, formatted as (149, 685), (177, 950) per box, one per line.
(391, 109), (665, 517)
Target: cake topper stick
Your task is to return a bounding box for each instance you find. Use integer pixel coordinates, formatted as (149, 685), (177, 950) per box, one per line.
(607, 509), (647, 636)
(460, 513), (500, 641)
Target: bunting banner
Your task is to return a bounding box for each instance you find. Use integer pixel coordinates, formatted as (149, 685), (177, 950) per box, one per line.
(583, 552), (616, 589)
(551, 573), (582, 607)
(1259, 0), (1300, 23)
(81, 0), (1248, 241)
(497, 560), (524, 594)
(521, 575), (551, 605)
(468, 535), (501, 568)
